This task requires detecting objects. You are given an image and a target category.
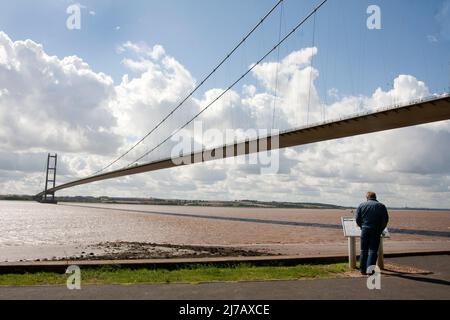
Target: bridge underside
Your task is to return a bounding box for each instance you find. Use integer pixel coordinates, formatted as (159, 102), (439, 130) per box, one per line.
(37, 95), (450, 197)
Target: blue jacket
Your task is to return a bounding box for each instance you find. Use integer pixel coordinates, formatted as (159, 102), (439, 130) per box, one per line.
(355, 200), (389, 232)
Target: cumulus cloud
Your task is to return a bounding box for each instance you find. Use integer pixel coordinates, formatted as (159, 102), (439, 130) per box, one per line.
(108, 41), (199, 166)
(251, 47), (321, 128)
(117, 42), (166, 60)
(0, 31), (449, 208)
(372, 75), (429, 105)
(0, 31), (121, 155)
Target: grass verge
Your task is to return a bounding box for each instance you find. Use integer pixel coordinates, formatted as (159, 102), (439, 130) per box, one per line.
(0, 263), (349, 286)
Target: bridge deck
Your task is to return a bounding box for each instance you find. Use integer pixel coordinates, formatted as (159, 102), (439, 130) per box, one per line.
(37, 95), (450, 197)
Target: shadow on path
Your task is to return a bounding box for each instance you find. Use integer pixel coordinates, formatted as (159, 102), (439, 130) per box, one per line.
(386, 271), (450, 287)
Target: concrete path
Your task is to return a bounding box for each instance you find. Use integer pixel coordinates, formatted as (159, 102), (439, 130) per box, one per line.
(0, 255), (449, 300)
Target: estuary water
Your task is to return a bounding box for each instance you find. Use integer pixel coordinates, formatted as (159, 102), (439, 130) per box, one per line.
(1, 201), (449, 262)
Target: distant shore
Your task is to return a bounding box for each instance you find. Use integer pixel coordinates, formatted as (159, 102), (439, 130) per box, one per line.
(1, 195), (449, 211)
(0, 195), (348, 209)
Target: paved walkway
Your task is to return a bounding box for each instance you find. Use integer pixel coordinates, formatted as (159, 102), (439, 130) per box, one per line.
(0, 255), (449, 300)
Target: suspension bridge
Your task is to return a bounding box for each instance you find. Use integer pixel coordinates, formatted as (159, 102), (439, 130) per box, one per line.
(36, 94), (450, 203)
(35, 0), (450, 203)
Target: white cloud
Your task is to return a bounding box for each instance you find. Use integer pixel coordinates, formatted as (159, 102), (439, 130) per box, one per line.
(0, 45), (7, 65)
(327, 88), (339, 100)
(251, 47), (321, 128)
(242, 84), (256, 97)
(252, 47), (317, 94)
(117, 42), (165, 60)
(0, 31), (121, 155)
(112, 43), (196, 140)
(373, 74), (429, 104)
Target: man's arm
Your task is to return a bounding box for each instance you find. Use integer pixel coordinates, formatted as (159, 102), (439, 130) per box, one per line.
(355, 205), (362, 227)
(381, 205), (389, 231)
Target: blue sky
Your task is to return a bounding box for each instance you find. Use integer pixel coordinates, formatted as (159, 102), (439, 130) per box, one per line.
(0, 0), (448, 98)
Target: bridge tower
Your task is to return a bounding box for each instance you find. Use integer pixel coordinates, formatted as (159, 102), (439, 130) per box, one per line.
(41, 153), (58, 204)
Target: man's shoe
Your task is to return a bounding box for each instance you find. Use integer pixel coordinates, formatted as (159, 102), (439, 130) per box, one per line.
(360, 272), (368, 276)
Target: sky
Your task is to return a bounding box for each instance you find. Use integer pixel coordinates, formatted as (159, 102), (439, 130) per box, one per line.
(0, 0), (449, 208)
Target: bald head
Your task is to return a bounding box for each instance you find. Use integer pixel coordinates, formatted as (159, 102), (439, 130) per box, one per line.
(366, 192), (377, 200)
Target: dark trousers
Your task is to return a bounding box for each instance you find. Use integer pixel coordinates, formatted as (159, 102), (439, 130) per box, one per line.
(360, 228), (381, 273)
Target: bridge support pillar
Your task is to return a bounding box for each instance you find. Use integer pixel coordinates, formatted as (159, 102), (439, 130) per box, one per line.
(40, 153), (58, 204)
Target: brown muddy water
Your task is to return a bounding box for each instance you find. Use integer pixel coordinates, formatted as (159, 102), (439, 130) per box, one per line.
(0, 201), (449, 262)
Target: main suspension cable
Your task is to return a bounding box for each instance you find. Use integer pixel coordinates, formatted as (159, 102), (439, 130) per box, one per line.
(92, 0), (285, 175)
(128, 0), (329, 166)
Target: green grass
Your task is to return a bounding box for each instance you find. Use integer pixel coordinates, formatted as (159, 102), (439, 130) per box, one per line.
(0, 263), (349, 286)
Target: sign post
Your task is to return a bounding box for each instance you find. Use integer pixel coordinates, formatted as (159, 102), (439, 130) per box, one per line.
(341, 217), (389, 270)
(348, 236), (357, 269)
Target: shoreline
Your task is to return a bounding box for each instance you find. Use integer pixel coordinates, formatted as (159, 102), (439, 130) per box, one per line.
(0, 242), (275, 263)
(2, 240), (449, 263)
(2, 198), (450, 211)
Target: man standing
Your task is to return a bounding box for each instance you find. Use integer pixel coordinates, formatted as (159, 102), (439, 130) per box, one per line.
(355, 192), (389, 275)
